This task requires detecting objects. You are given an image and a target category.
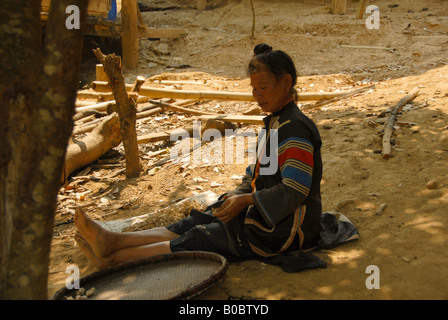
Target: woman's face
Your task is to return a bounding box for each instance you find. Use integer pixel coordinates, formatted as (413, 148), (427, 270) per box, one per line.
(250, 70), (292, 114)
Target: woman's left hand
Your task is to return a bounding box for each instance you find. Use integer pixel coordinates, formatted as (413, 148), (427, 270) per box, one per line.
(213, 194), (253, 223)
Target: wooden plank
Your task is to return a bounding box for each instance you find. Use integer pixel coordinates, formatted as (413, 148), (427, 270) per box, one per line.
(332, 0), (347, 15)
(121, 0), (139, 69)
(198, 115), (265, 125)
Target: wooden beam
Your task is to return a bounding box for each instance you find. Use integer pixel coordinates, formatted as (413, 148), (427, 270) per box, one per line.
(91, 81), (359, 102)
(121, 0), (139, 69)
(332, 0), (347, 15)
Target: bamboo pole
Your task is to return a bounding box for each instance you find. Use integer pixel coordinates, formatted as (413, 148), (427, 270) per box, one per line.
(341, 45), (395, 52)
(301, 84), (375, 111)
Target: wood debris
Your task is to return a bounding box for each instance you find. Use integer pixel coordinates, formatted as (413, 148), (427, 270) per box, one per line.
(382, 87), (420, 159)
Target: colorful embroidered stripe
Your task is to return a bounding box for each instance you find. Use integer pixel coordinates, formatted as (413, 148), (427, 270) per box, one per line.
(277, 137), (314, 195)
(247, 205), (306, 257)
(248, 243), (278, 258)
(280, 158), (313, 176)
(284, 179), (310, 197)
(278, 137), (314, 154)
(245, 218), (276, 233)
(278, 140), (314, 169)
(278, 205), (304, 252)
(297, 205), (306, 248)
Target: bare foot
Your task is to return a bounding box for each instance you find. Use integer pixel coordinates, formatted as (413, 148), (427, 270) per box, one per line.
(74, 206), (114, 258)
(74, 233), (109, 270)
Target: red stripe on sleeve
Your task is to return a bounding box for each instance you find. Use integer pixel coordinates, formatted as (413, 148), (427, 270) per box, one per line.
(278, 147), (314, 168)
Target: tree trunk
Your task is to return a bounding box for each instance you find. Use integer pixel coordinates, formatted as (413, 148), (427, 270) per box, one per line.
(0, 0), (88, 299)
(93, 49), (142, 178)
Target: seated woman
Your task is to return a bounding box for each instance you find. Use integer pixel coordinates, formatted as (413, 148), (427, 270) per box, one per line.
(74, 44), (324, 270)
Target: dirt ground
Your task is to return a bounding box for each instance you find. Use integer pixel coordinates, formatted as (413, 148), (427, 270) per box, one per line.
(48, 0), (448, 300)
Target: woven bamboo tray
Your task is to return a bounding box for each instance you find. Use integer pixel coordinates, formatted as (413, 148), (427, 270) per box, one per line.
(51, 251), (228, 300)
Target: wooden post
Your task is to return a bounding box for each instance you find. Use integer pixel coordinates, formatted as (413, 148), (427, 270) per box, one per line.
(197, 0), (207, 10)
(121, 0), (139, 69)
(95, 64), (109, 82)
(93, 48), (141, 178)
(356, 0), (367, 19)
(332, 0), (347, 15)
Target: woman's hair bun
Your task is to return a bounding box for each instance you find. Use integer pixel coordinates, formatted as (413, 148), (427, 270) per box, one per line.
(253, 44), (273, 55)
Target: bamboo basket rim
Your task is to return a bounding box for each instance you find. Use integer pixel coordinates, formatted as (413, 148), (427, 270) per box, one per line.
(50, 251), (228, 300)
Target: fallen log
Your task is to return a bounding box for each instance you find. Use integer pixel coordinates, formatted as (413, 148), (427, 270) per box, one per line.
(382, 87), (420, 159)
(63, 113), (122, 183)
